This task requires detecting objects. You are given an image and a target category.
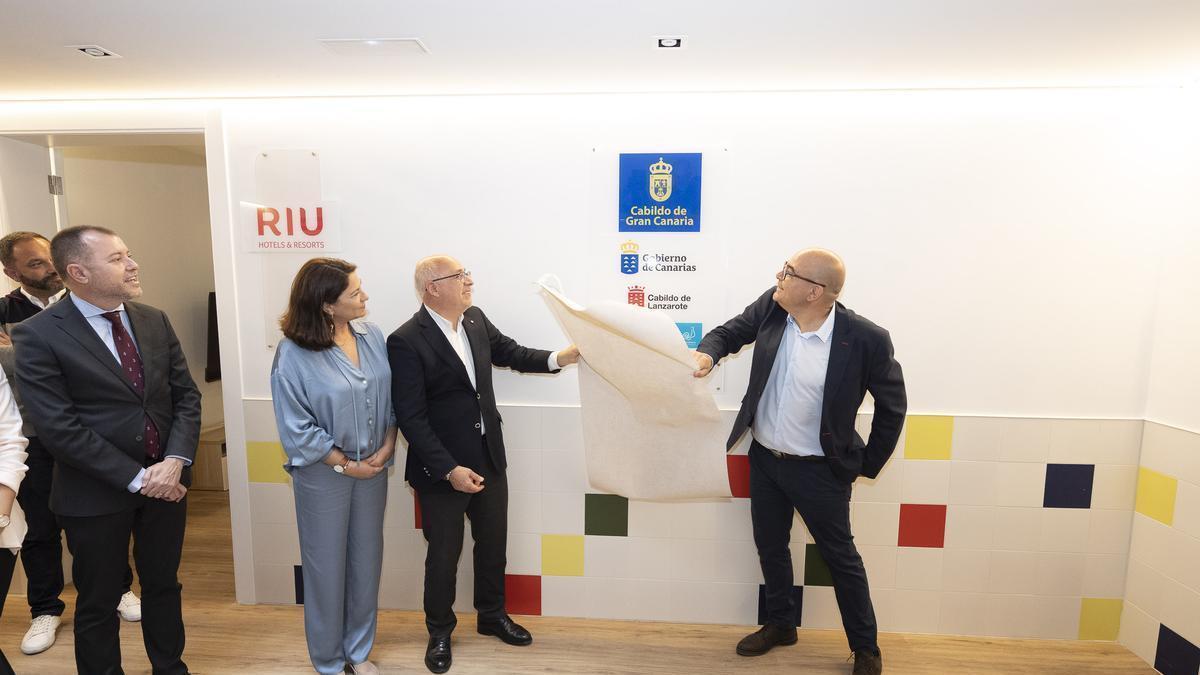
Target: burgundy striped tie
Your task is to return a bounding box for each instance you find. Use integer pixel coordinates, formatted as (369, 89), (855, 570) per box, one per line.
(101, 311), (162, 461)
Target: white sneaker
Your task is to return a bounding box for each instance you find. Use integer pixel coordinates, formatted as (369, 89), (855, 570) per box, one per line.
(20, 615), (61, 655)
(117, 591), (142, 622)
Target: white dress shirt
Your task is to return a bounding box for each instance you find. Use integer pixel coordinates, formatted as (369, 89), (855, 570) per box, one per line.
(423, 305), (560, 437)
(69, 294), (191, 493)
(752, 307), (835, 457)
(20, 287), (66, 310)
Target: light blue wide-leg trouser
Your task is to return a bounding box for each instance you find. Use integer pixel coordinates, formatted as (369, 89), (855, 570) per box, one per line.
(292, 463), (388, 674)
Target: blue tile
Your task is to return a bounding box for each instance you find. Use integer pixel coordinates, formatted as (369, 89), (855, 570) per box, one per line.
(1043, 463), (1095, 509)
(1155, 624), (1200, 675)
(757, 584), (803, 626)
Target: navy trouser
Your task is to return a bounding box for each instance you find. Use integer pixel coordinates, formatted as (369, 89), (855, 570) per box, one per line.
(749, 440), (878, 653)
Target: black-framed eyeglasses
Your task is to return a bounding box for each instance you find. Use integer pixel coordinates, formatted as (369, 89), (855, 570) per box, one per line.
(430, 269), (471, 284)
(779, 262), (826, 288)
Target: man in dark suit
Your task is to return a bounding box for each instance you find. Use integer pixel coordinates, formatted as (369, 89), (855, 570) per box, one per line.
(693, 248), (906, 675)
(12, 225), (201, 675)
(388, 255), (577, 674)
(0, 231), (142, 658)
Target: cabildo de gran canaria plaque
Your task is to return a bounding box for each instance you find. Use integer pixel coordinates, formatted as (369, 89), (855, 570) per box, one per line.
(618, 153), (702, 233)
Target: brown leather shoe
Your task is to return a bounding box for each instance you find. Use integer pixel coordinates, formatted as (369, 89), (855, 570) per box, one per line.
(852, 648), (883, 675)
(736, 624), (798, 656)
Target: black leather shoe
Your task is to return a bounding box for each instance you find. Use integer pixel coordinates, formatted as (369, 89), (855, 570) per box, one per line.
(425, 636), (452, 673)
(736, 624), (798, 656)
(852, 648), (883, 675)
(477, 615), (533, 646)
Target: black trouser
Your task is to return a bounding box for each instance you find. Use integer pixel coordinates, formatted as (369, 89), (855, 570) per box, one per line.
(59, 495), (188, 675)
(417, 441), (509, 638)
(18, 436), (133, 619)
(0, 549), (17, 674)
(749, 440), (877, 653)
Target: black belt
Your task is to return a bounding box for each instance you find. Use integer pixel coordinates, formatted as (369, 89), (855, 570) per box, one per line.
(752, 439), (826, 462)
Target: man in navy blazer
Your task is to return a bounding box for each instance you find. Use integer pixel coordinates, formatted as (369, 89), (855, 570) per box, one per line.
(693, 248), (905, 675)
(13, 226), (200, 675)
(388, 255), (577, 674)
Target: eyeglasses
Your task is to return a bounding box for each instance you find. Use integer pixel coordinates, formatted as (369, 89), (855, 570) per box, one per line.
(430, 269), (471, 284)
(779, 262), (826, 288)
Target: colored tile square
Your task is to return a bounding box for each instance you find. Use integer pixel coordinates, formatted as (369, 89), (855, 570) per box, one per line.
(728, 455), (750, 498)
(584, 494), (628, 537)
(541, 535), (584, 576)
(898, 504), (947, 548)
(905, 416), (954, 460)
(1044, 464), (1095, 509)
(1078, 598), (1122, 640)
(757, 584), (803, 626)
(1155, 624), (1200, 675)
(803, 543), (833, 587)
(293, 565), (304, 605)
(414, 493), (422, 530)
(1135, 467), (1178, 526)
(246, 441), (289, 484)
(505, 574), (542, 616)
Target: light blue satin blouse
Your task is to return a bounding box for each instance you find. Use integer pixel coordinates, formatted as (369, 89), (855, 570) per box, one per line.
(270, 320), (395, 470)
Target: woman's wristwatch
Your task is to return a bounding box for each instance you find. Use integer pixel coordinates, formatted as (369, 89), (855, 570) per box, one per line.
(0, 514), (10, 529)
(332, 457), (352, 474)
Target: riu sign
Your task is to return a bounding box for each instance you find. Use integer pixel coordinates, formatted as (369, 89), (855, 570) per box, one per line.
(258, 207), (324, 237)
(243, 202), (340, 252)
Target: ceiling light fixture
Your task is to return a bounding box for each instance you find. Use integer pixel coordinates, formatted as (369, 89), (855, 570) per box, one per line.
(656, 36), (685, 50)
(68, 45), (121, 59)
(318, 38), (429, 55)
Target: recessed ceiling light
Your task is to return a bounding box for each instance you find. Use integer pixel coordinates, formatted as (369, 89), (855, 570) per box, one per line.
(655, 36), (685, 50)
(319, 38), (429, 55)
(68, 44), (121, 59)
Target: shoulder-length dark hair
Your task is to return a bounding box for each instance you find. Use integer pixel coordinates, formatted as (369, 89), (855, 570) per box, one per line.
(280, 257), (357, 350)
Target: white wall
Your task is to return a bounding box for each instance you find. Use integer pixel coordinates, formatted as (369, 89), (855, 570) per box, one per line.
(0, 135), (55, 237)
(218, 89), (1193, 419)
(61, 145), (223, 428)
(1144, 193), (1200, 432)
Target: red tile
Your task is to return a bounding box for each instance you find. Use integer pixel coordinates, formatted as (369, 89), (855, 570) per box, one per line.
(414, 493), (422, 530)
(897, 504), (946, 548)
(728, 455), (750, 498)
(505, 574), (542, 616)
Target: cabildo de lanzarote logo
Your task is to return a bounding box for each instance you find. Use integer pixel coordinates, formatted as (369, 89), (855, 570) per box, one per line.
(627, 286), (691, 310)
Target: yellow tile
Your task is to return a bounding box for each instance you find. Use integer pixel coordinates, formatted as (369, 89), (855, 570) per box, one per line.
(1078, 598), (1123, 640)
(1134, 467), (1177, 526)
(246, 441), (289, 484)
(904, 416), (954, 460)
(541, 535), (584, 576)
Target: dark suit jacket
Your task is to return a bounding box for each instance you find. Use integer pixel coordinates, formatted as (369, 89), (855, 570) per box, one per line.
(11, 296), (202, 517)
(697, 288), (906, 483)
(388, 305), (556, 491)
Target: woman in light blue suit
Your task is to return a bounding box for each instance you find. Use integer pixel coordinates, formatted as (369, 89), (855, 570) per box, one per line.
(270, 258), (396, 675)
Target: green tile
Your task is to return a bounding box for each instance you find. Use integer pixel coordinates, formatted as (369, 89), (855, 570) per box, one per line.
(584, 493), (628, 537)
(803, 544), (833, 587)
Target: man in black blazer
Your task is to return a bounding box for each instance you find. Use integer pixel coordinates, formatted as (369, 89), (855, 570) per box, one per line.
(388, 255), (577, 674)
(12, 226), (201, 675)
(693, 248), (905, 675)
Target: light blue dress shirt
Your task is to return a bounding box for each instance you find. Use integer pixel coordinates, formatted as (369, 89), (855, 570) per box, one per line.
(752, 307), (835, 457)
(69, 294), (191, 492)
(270, 320), (395, 469)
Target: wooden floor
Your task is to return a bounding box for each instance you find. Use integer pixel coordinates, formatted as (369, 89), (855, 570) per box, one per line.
(0, 492), (1156, 674)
